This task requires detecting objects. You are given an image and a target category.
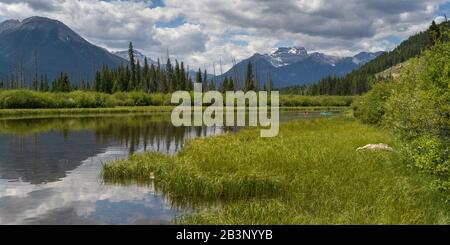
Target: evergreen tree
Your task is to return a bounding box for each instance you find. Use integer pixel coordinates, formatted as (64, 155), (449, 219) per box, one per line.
(166, 58), (173, 92)
(188, 76), (193, 91)
(196, 68), (203, 90)
(150, 63), (157, 92)
(266, 78), (273, 93)
(157, 59), (167, 93)
(52, 73), (71, 92)
(101, 65), (112, 93)
(136, 60), (142, 90)
(245, 61), (255, 92)
(39, 75), (49, 92)
(228, 77), (235, 91)
(128, 42), (136, 90)
(221, 77), (228, 93)
(209, 78), (216, 91)
(203, 69), (208, 91)
(124, 65), (131, 91)
(143, 58), (150, 92)
(94, 70), (101, 92)
(174, 60), (181, 91)
(429, 20), (442, 46)
(180, 62), (187, 91)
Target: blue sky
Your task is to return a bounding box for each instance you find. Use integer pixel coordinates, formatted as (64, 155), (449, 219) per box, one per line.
(439, 2), (450, 11)
(155, 16), (186, 28)
(0, 0), (448, 71)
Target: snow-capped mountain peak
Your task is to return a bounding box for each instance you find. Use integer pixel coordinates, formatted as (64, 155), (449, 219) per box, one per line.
(273, 46), (307, 56)
(265, 47), (308, 67)
(113, 49), (153, 65)
(309, 53), (344, 66)
(352, 51), (385, 65)
(260, 46), (384, 68)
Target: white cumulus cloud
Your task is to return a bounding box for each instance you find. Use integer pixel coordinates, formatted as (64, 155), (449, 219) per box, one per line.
(0, 0), (448, 72)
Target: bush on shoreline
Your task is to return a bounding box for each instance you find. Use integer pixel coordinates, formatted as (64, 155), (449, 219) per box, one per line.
(280, 95), (354, 107)
(353, 41), (450, 193)
(0, 89), (355, 109)
(0, 90), (173, 109)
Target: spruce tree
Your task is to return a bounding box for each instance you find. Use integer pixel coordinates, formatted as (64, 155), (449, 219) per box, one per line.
(429, 20), (442, 46)
(221, 77), (229, 93)
(245, 61), (254, 92)
(136, 60), (142, 91)
(228, 77), (235, 91)
(52, 73), (71, 92)
(196, 68), (203, 88)
(125, 65), (131, 91)
(166, 58), (173, 92)
(266, 78), (273, 93)
(180, 62), (187, 90)
(128, 42), (136, 90)
(94, 70), (102, 92)
(173, 60), (181, 91)
(203, 69), (208, 91)
(150, 63), (157, 92)
(143, 58), (150, 92)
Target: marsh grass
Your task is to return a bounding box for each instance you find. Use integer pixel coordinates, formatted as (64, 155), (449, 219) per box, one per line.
(103, 118), (450, 224)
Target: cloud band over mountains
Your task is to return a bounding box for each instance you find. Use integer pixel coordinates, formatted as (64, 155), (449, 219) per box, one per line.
(0, 0), (448, 71)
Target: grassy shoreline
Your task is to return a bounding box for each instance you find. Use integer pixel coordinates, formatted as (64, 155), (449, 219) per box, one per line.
(103, 118), (449, 224)
(0, 106), (175, 117)
(0, 90), (355, 109)
(0, 106), (348, 118)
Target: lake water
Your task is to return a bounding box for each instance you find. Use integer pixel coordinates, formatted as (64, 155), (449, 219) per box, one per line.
(0, 111), (335, 225)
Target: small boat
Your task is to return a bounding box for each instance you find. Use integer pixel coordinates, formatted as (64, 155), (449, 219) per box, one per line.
(320, 112), (334, 117)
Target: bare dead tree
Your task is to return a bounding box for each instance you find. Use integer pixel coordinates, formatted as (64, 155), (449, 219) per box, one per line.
(255, 61), (260, 91)
(232, 57), (240, 91)
(213, 62), (217, 90)
(32, 49), (38, 90)
(186, 64), (190, 89)
(18, 52), (24, 88)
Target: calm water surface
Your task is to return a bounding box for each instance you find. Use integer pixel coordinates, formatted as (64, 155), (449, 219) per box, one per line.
(0, 111), (334, 225)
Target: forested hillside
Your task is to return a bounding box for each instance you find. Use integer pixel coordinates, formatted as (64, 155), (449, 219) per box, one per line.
(353, 27), (450, 197)
(284, 20), (450, 95)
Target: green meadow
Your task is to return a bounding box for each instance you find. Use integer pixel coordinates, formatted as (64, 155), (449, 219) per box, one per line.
(103, 118), (450, 224)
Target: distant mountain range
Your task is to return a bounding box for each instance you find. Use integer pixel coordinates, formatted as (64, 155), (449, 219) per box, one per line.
(0, 16), (125, 83)
(218, 47), (384, 88)
(0, 16), (384, 88)
(294, 20), (450, 95)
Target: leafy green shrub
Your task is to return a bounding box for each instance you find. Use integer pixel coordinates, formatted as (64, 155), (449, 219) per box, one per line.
(403, 136), (449, 176)
(384, 60), (448, 141)
(355, 40), (449, 192)
(353, 81), (393, 125)
(0, 90), (52, 109)
(0, 90), (176, 109)
(0, 90), (354, 109)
